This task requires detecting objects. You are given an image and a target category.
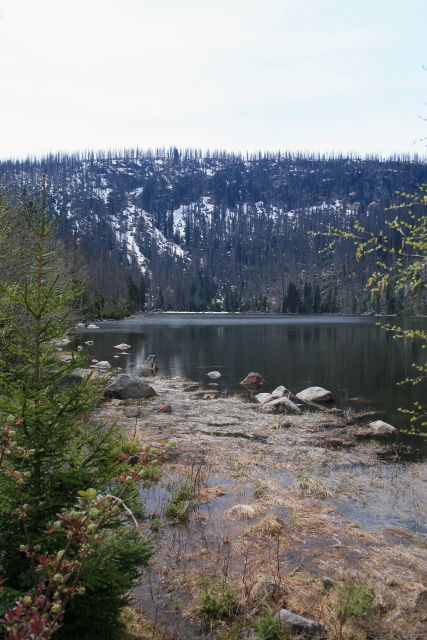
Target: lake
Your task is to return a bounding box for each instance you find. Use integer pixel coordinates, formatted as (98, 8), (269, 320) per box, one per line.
(73, 313), (427, 434)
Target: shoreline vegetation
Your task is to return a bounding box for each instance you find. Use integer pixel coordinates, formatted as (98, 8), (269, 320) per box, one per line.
(87, 370), (427, 640)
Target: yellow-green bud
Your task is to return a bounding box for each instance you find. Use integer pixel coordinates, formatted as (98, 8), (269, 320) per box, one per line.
(56, 550), (65, 560)
(53, 521), (62, 531)
(78, 587), (86, 595)
(23, 596), (32, 605)
(125, 476), (133, 484)
(51, 603), (62, 614)
(87, 523), (97, 533)
(53, 574), (64, 583)
(89, 508), (100, 518)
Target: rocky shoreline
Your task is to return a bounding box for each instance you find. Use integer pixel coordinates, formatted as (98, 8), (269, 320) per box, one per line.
(87, 372), (427, 639)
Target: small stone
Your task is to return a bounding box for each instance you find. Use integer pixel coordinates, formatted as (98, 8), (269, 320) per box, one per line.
(368, 420), (397, 435)
(272, 385), (297, 401)
(207, 371), (221, 378)
(254, 393), (274, 404)
(158, 404), (172, 412)
(84, 340), (94, 345)
(323, 576), (338, 589)
(87, 324), (99, 329)
(278, 609), (325, 636)
(56, 338), (71, 347)
(94, 361), (111, 369)
(261, 397), (301, 414)
(114, 343), (131, 349)
(296, 386), (333, 403)
(76, 322), (85, 329)
(241, 372), (266, 390)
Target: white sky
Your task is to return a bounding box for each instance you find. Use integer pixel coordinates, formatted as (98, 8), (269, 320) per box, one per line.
(0, 0), (426, 159)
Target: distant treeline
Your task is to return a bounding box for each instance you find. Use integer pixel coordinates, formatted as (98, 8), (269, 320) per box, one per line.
(1, 149), (427, 317)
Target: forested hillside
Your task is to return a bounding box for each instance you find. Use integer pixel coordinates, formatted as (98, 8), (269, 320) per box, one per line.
(2, 148), (427, 315)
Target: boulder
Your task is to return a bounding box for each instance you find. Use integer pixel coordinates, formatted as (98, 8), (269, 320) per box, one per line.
(87, 324), (99, 329)
(207, 371), (221, 378)
(261, 397), (301, 414)
(93, 361), (111, 369)
(272, 385), (297, 401)
(240, 372), (266, 390)
(254, 393), (274, 404)
(76, 322), (85, 330)
(368, 420), (397, 435)
(114, 343), (131, 349)
(278, 609), (325, 636)
(104, 375), (157, 400)
(56, 337), (71, 347)
(296, 386), (333, 403)
(58, 370), (84, 387)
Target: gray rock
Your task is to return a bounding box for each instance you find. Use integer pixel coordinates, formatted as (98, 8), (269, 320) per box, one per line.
(368, 420), (397, 435)
(114, 343), (131, 349)
(104, 375), (157, 400)
(144, 355), (156, 364)
(278, 609), (325, 636)
(271, 385), (297, 401)
(93, 361), (111, 369)
(207, 371), (221, 378)
(58, 371), (84, 387)
(296, 386), (333, 403)
(84, 340), (94, 345)
(261, 397), (301, 414)
(76, 322), (85, 329)
(87, 323), (99, 329)
(254, 393), (274, 404)
(323, 576), (338, 589)
(250, 576), (285, 599)
(56, 338), (71, 347)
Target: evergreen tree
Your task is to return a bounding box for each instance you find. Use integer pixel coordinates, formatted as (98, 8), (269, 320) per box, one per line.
(0, 178), (152, 639)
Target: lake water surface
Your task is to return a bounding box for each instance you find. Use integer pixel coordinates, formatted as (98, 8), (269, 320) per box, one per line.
(74, 313), (427, 433)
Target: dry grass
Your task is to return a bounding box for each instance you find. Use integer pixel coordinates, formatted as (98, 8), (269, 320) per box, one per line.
(88, 376), (427, 640)
(246, 515), (285, 538)
(224, 503), (266, 520)
(118, 606), (165, 640)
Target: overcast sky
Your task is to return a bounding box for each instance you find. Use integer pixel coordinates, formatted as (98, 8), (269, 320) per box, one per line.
(0, 0), (426, 159)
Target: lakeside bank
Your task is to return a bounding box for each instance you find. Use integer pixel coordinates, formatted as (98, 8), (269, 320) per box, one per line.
(90, 374), (427, 639)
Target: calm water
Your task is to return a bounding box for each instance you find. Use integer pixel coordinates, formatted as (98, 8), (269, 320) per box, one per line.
(73, 313), (427, 433)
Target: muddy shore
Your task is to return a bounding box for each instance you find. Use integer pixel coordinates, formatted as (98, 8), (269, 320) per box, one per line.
(91, 375), (427, 639)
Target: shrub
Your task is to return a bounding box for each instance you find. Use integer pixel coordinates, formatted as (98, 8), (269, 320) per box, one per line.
(254, 606), (290, 640)
(198, 580), (238, 621)
(164, 479), (194, 521)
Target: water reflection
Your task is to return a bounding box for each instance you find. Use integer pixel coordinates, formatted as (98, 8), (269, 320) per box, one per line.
(72, 314), (427, 432)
